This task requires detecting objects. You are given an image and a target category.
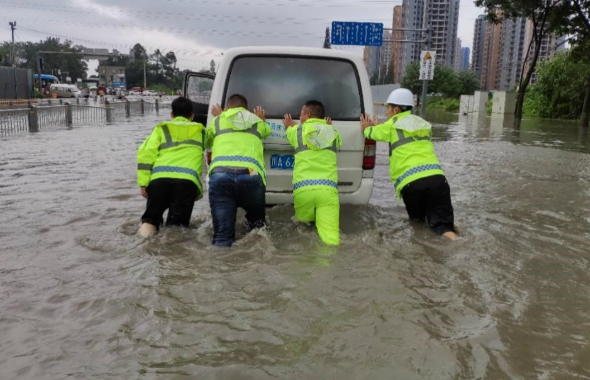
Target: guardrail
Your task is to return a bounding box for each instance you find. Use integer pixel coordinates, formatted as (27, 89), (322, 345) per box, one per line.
(0, 99), (164, 135)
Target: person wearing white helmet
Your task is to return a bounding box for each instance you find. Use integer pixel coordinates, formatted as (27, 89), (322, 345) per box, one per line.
(360, 88), (458, 240)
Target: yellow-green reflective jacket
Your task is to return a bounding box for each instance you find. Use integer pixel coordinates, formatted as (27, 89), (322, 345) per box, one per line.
(363, 111), (444, 198)
(137, 116), (206, 196)
(206, 107), (271, 184)
(287, 118), (342, 194)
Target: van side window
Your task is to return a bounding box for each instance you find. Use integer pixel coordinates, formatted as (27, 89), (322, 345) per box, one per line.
(224, 56), (363, 120)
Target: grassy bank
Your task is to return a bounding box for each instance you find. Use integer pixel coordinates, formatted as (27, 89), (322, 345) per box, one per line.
(426, 97), (460, 113)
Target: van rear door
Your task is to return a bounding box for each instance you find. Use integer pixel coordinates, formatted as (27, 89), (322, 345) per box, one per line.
(183, 72), (215, 126)
(221, 55), (365, 194)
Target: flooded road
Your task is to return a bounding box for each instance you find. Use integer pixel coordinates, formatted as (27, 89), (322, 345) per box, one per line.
(1, 112), (590, 379)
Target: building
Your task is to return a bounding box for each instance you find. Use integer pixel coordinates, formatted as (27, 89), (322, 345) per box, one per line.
(454, 38), (462, 71)
(523, 20), (564, 84)
(363, 30), (393, 83)
(397, 0), (426, 81)
(471, 15), (487, 79)
(478, 11), (527, 91)
(461, 47), (470, 70)
(392, 5), (404, 83)
(97, 65), (126, 87)
(397, 0), (460, 80)
(428, 0), (461, 67)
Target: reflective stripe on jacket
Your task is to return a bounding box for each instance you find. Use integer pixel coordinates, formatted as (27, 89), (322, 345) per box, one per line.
(206, 107), (271, 184)
(363, 111), (444, 198)
(286, 118), (342, 194)
(137, 116), (206, 196)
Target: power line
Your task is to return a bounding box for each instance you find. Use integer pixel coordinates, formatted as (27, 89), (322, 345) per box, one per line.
(0, 15), (326, 40)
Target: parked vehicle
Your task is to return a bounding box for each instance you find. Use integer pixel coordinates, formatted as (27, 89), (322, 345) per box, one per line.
(183, 46), (375, 205)
(50, 84), (82, 98)
(142, 90), (158, 96)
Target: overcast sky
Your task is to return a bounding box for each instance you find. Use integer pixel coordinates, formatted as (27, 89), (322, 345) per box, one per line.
(1, 0), (484, 75)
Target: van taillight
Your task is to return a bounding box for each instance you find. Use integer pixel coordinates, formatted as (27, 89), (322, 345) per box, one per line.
(363, 139), (376, 170)
(206, 151), (212, 165)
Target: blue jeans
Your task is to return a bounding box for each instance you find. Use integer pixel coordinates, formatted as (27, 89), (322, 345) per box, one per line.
(208, 172), (266, 247)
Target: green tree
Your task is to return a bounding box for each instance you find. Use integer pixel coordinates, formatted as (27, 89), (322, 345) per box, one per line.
(524, 50), (590, 119)
(323, 27), (331, 49)
(4, 37), (88, 80)
(400, 62), (422, 99)
(475, 0), (566, 127)
(552, 0), (590, 126)
(458, 70), (480, 95)
(429, 65), (461, 98)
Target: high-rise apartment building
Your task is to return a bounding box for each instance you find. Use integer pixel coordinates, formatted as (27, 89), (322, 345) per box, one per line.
(461, 47), (470, 70)
(363, 30), (394, 82)
(396, 0), (460, 80)
(478, 12), (527, 91)
(523, 20), (564, 84)
(471, 15), (487, 79)
(454, 38), (462, 71)
(392, 5), (404, 83)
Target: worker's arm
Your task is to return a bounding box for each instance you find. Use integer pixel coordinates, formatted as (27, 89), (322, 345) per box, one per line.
(285, 124), (299, 149)
(362, 116), (392, 142)
(252, 106), (271, 139)
(137, 125), (162, 189)
(335, 129), (343, 150)
(205, 117), (217, 149)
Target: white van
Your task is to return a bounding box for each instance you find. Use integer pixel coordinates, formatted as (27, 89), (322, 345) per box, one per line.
(184, 46), (375, 205)
(50, 84), (82, 98)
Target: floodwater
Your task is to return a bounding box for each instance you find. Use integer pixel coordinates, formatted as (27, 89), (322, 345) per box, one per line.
(1, 111), (589, 379)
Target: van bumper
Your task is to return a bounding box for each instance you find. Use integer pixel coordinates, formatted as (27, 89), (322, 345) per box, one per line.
(265, 178), (374, 205)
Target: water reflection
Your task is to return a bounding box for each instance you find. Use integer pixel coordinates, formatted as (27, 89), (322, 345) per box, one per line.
(432, 110), (590, 153)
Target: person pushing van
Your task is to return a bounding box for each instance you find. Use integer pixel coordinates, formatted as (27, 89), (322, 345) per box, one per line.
(137, 97), (206, 237)
(207, 94), (271, 247)
(283, 100), (342, 245)
(360, 88), (458, 240)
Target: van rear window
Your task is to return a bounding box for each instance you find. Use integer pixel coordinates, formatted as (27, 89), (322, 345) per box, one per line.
(224, 56), (363, 120)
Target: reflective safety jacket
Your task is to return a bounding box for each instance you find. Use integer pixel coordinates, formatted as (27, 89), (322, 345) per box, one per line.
(286, 118), (342, 194)
(137, 116), (206, 196)
(206, 107), (271, 184)
(363, 110), (444, 198)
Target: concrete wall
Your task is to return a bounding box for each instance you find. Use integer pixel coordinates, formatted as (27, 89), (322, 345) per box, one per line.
(473, 91), (488, 113)
(492, 91), (516, 114)
(460, 95), (470, 115)
(467, 95), (475, 113)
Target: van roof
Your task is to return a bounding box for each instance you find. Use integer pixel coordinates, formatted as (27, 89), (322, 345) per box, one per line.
(222, 46), (362, 62)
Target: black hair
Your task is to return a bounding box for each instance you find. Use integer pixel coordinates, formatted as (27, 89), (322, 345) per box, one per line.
(388, 104), (413, 113)
(226, 94), (248, 109)
(304, 100), (325, 118)
(171, 96), (194, 118)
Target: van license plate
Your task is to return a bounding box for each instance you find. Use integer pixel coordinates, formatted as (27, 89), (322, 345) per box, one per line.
(270, 154), (294, 170)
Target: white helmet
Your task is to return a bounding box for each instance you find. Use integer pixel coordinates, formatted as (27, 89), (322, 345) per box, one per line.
(386, 88), (414, 107)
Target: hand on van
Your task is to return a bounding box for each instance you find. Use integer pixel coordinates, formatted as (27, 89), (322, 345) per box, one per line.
(325, 117), (332, 125)
(282, 114), (296, 128)
(253, 106), (266, 122)
(360, 114), (377, 131)
(210, 104), (223, 117)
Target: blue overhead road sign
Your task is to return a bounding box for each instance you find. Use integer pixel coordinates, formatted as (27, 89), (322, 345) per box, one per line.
(331, 21), (383, 46)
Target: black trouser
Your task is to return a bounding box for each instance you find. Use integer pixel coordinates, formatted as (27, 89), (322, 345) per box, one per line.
(400, 174), (455, 235)
(141, 178), (198, 228)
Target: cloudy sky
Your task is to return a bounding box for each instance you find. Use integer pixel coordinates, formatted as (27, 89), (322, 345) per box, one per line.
(1, 0), (484, 74)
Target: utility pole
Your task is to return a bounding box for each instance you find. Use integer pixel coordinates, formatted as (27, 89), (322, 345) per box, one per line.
(9, 21), (16, 67)
(143, 51), (147, 90)
(420, 27), (431, 117)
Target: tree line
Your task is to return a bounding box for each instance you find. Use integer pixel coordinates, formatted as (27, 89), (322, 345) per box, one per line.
(0, 38), (215, 93)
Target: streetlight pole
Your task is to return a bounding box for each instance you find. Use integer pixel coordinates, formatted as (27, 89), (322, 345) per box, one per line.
(9, 21), (16, 67)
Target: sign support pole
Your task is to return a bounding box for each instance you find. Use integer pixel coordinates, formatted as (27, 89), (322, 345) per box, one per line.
(420, 28), (431, 116)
